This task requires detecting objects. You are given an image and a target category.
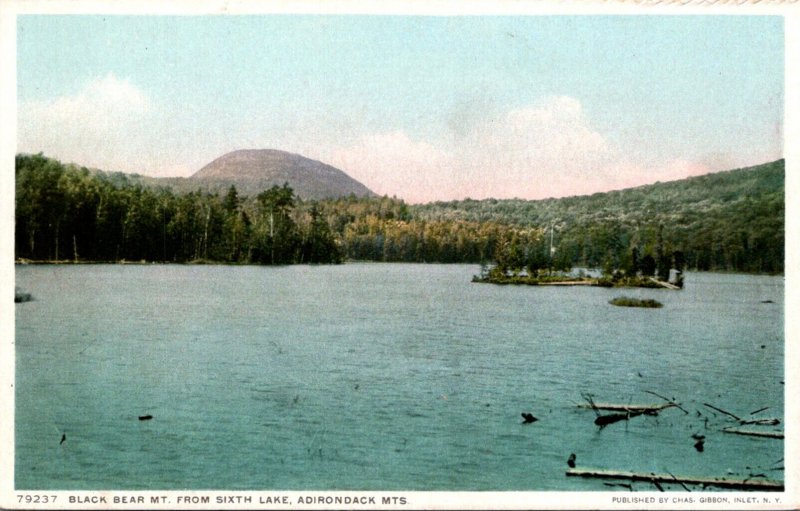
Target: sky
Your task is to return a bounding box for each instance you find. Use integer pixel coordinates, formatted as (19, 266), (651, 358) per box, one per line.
(16, 14), (784, 203)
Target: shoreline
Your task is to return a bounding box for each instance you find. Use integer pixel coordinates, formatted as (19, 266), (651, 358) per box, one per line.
(471, 274), (682, 289)
(13, 259), (785, 278)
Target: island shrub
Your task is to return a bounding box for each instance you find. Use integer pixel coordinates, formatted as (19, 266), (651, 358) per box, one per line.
(616, 276), (663, 288)
(609, 296), (663, 308)
(15, 287), (33, 303)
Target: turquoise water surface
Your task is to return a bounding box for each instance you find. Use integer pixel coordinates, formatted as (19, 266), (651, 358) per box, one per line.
(15, 264), (784, 490)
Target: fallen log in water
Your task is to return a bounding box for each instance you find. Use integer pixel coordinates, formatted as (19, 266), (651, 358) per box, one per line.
(594, 412), (643, 427)
(593, 408), (666, 427)
(740, 418), (781, 426)
(566, 467), (784, 491)
(648, 277), (681, 290)
(579, 394), (670, 428)
(703, 402), (742, 421)
(722, 427), (784, 439)
(576, 402), (676, 412)
(704, 403), (781, 426)
(580, 394), (677, 428)
(643, 390), (689, 414)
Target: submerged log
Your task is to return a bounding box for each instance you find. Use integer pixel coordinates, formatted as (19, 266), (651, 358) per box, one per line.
(722, 428), (784, 439)
(566, 467), (784, 491)
(593, 408), (662, 427)
(594, 413), (637, 427)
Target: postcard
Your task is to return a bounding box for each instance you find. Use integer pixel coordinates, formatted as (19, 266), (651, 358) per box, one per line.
(1, 1), (797, 509)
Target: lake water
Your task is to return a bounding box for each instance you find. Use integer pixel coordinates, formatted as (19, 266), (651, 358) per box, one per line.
(14, 264), (784, 491)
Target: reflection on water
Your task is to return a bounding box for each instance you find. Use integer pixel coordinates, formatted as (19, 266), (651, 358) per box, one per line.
(15, 264), (784, 490)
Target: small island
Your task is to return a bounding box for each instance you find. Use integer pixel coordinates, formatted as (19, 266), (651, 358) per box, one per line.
(14, 287), (33, 303)
(608, 296), (663, 308)
(472, 265), (683, 290)
(472, 239), (685, 289)
(472, 223), (686, 290)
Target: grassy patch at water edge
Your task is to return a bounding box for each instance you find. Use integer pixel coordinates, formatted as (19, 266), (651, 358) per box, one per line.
(609, 296), (663, 308)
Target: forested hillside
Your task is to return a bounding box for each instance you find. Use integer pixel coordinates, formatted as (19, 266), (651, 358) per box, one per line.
(15, 154), (341, 265)
(411, 160), (785, 273)
(14, 154), (784, 273)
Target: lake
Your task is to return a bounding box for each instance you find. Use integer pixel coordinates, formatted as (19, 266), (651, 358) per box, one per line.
(14, 264), (784, 490)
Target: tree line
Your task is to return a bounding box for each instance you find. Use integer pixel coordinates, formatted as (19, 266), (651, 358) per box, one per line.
(14, 154), (541, 266)
(15, 153), (784, 274)
(15, 154), (340, 264)
(413, 159), (784, 274)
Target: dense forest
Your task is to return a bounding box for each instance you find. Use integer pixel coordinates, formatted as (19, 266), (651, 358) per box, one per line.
(14, 153), (784, 273)
(15, 154), (340, 265)
(412, 159), (785, 274)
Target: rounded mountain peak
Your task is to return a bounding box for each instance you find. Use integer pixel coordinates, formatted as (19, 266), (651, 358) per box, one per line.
(191, 149), (375, 200)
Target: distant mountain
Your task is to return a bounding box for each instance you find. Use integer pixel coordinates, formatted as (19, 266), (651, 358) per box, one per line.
(186, 149), (376, 200)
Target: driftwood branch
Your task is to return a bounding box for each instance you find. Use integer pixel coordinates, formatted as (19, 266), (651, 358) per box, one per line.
(644, 390), (689, 414)
(581, 393), (600, 416)
(577, 402), (675, 412)
(578, 395), (677, 428)
(703, 403), (742, 421)
(722, 427), (784, 439)
(566, 467), (784, 491)
(740, 418), (780, 426)
(704, 403), (781, 426)
(668, 471), (691, 492)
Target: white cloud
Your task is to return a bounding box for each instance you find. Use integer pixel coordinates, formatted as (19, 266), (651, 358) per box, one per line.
(327, 131), (450, 200)
(458, 96), (614, 193)
(326, 96), (734, 202)
(329, 96), (621, 202)
(20, 74), (147, 167)
(18, 85), (725, 200)
(18, 73), (198, 176)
